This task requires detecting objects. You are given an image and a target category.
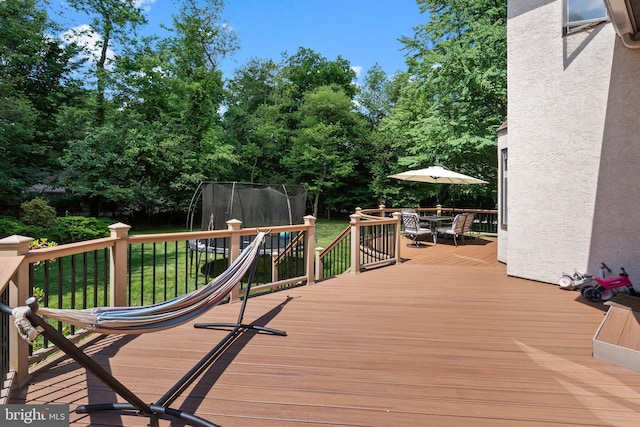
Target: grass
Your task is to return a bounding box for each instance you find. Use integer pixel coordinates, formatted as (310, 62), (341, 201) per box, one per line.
(32, 218), (350, 308)
(128, 218), (350, 249)
(26, 218), (351, 351)
(314, 218), (349, 248)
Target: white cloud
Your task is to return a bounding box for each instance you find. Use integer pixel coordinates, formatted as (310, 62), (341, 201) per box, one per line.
(133, 0), (156, 12)
(351, 66), (363, 77)
(61, 24), (116, 69)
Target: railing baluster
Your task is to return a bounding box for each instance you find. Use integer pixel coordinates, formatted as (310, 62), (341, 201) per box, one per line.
(93, 250), (98, 308)
(152, 243), (157, 304)
(140, 244), (144, 306)
(82, 252), (88, 309)
(70, 254), (76, 335)
(163, 242), (168, 301)
(184, 241), (189, 294)
(2, 219), (321, 397)
(103, 249), (108, 307)
(176, 241), (180, 299)
(57, 258), (63, 333)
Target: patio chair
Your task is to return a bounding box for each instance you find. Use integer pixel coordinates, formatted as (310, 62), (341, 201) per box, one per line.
(401, 212), (434, 247)
(462, 212), (476, 242)
(435, 213), (467, 247)
(0, 231), (286, 427)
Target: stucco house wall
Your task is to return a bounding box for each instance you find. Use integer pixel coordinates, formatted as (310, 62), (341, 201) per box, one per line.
(505, 0), (640, 285)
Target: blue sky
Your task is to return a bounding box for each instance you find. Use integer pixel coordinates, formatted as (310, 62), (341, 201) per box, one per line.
(215, 0), (425, 80)
(50, 0), (425, 81)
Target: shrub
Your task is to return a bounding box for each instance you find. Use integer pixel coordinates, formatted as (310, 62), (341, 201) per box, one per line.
(21, 198), (56, 227)
(46, 216), (114, 244)
(0, 216), (44, 239)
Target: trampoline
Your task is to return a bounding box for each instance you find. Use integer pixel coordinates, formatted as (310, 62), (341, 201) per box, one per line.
(188, 232), (302, 257)
(186, 182), (307, 274)
(187, 181), (307, 232)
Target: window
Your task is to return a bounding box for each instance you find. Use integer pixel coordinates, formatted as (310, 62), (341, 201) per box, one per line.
(565, 0), (609, 35)
(500, 149), (508, 229)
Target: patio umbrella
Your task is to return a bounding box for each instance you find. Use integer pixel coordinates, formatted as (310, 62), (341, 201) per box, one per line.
(388, 165), (488, 185)
(388, 166), (488, 210)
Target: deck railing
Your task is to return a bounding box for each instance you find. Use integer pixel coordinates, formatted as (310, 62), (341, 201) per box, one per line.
(0, 205), (495, 401)
(359, 205), (498, 234)
(0, 216), (316, 402)
(315, 210), (401, 280)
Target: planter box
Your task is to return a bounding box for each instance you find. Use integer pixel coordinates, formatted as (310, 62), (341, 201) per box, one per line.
(593, 294), (640, 371)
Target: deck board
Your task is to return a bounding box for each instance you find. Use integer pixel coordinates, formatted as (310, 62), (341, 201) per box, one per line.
(11, 236), (640, 426)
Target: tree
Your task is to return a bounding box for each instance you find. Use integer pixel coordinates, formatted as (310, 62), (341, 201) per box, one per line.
(224, 58), (291, 183)
(375, 0), (506, 208)
(282, 85), (366, 217)
(356, 63), (394, 127)
(0, 0), (80, 211)
(224, 48), (375, 216)
(282, 47), (357, 108)
(223, 48), (362, 195)
(60, 0), (240, 217)
(64, 0), (147, 125)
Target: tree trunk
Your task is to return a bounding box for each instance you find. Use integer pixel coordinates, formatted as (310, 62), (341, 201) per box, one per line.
(312, 192), (320, 218)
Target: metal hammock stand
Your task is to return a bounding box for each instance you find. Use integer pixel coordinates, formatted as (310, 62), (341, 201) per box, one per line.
(0, 232), (287, 427)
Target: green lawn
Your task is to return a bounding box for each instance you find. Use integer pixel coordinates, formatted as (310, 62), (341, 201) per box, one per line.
(313, 218), (349, 248)
(28, 218), (351, 351)
(129, 218), (349, 249)
(34, 218), (349, 308)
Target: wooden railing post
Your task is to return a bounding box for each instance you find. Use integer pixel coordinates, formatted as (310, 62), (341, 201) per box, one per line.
(0, 235), (34, 386)
(315, 247), (324, 281)
(350, 214), (361, 274)
(271, 252), (279, 283)
(109, 223), (131, 308)
(227, 219), (242, 302)
(378, 204), (386, 217)
(303, 216), (316, 285)
(392, 211), (402, 265)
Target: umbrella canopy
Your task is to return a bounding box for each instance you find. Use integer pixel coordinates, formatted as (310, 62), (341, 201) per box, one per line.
(388, 166), (488, 185)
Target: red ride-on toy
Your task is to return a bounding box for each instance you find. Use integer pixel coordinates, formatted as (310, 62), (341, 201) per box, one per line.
(580, 267), (635, 302)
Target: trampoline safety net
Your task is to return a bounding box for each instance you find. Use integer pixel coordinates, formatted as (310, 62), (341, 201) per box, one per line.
(195, 182), (307, 230)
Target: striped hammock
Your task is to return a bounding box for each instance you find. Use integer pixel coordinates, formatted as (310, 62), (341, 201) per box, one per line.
(33, 232), (267, 335)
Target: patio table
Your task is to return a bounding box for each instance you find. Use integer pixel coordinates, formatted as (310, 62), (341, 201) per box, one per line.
(420, 215), (454, 226)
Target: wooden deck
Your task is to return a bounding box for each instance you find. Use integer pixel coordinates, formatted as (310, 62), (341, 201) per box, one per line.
(11, 236), (640, 426)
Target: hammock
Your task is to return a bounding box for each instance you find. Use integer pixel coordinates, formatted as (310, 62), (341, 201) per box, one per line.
(0, 231), (288, 427)
(24, 231), (267, 336)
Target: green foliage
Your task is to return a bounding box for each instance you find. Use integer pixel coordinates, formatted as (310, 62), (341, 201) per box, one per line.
(0, 217), (43, 239)
(371, 0), (506, 208)
(56, 0), (238, 216)
(1, 0), (504, 219)
(283, 47), (357, 104)
(0, 0), (80, 211)
(30, 238), (58, 250)
(282, 85), (367, 216)
(225, 49), (372, 215)
(357, 64), (394, 126)
(46, 217), (114, 244)
(64, 0), (147, 125)
(21, 198), (57, 227)
(0, 215), (111, 243)
(224, 58), (289, 183)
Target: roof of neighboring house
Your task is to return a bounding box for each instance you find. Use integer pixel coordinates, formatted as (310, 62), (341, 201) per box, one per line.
(28, 183), (66, 194)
